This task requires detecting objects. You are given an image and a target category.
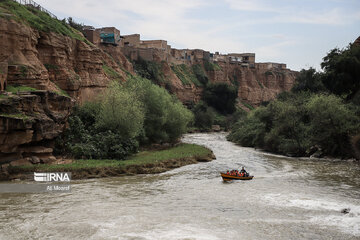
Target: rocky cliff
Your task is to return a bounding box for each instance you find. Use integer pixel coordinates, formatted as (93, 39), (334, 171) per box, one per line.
(148, 58), (297, 108)
(0, 91), (73, 172)
(0, 6), (132, 169)
(0, 17), (132, 103)
(212, 62), (296, 106)
(0, 0), (297, 169)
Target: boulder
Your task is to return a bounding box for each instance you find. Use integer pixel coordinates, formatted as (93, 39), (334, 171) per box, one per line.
(212, 125), (221, 132)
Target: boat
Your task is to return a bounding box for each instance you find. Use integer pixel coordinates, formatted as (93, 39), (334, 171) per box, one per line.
(220, 172), (254, 181)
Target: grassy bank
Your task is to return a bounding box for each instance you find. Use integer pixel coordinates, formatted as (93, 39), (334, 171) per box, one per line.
(0, 0), (88, 42)
(7, 143), (215, 179)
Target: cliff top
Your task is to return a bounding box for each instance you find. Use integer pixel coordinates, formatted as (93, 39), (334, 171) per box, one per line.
(0, 0), (88, 43)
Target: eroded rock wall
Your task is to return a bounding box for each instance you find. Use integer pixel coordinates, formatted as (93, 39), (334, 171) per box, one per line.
(150, 57), (297, 107)
(0, 17), (132, 170)
(0, 91), (74, 170)
(0, 18), (131, 103)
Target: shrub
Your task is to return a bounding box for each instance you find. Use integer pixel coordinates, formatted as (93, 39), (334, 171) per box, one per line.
(96, 81), (145, 139)
(306, 94), (360, 157)
(292, 68), (326, 93)
(133, 58), (166, 85)
(192, 64), (208, 85)
(125, 76), (193, 143)
(203, 60), (221, 71)
(191, 102), (216, 130)
(203, 83), (237, 114)
(171, 64), (202, 86)
(228, 92), (360, 158)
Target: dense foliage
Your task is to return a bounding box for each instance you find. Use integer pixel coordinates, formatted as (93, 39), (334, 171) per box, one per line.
(202, 83), (237, 114)
(171, 64), (202, 86)
(228, 93), (360, 157)
(133, 58), (167, 85)
(228, 43), (360, 158)
(55, 77), (193, 159)
(125, 76), (193, 143)
(321, 45), (360, 100)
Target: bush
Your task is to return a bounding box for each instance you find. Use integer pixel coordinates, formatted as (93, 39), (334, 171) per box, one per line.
(171, 64), (202, 86)
(306, 94), (360, 157)
(228, 93), (360, 158)
(321, 44), (360, 100)
(203, 83), (237, 114)
(192, 64), (208, 85)
(54, 98), (140, 160)
(228, 107), (268, 147)
(191, 102), (216, 130)
(96, 81), (144, 139)
(292, 68), (326, 93)
(133, 58), (166, 85)
(125, 76), (193, 143)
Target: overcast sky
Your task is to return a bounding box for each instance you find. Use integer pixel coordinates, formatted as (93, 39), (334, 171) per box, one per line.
(36, 0), (360, 71)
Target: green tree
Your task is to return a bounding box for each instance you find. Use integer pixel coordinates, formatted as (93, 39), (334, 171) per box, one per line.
(96, 81), (145, 139)
(264, 99), (310, 155)
(321, 44), (360, 100)
(125, 76), (193, 143)
(227, 107), (268, 147)
(306, 94), (360, 157)
(203, 83), (237, 114)
(192, 102), (216, 130)
(292, 68), (326, 93)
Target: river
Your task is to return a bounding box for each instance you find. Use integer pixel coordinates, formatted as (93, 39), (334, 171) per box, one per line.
(1, 133), (360, 240)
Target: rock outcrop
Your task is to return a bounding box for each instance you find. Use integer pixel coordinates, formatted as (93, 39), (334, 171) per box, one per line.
(151, 57), (297, 107)
(0, 2), (297, 169)
(0, 17), (131, 103)
(0, 91), (74, 171)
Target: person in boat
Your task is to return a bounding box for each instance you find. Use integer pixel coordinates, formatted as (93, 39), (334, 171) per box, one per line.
(240, 167), (248, 177)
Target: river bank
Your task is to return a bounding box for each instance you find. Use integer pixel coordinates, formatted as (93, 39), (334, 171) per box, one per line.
(2, 133), (359, 239)
(1, 143), (215, 181)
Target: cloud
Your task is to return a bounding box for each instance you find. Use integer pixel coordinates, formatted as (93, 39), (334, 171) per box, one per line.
(255, 40), (297, 60)
(278, 8), (360, 25)
(224, 0), (360, 26)
(224, 0), (278, 12)
(34, 0), (359, 71)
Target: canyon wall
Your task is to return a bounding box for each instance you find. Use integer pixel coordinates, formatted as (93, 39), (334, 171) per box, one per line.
(0, 6), (296, 168)
(0, 16), (131, 168)
(0, 18), (132, 103)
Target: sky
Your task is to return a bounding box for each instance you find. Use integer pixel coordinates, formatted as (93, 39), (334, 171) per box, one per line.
(36, 0), (360, 71)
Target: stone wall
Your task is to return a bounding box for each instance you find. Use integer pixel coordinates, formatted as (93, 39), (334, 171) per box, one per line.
(122, 34), (141, 47)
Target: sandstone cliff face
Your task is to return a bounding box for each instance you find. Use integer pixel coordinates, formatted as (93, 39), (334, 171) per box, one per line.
(212, 62), (296, 106)
(0, 17), (132, 170)
(152, 58), (296, 107)
(0, 91), (73, 171)
(160, 61), (203, 104)
(0, 13), (297, 169)
(0, 18), (132, 103)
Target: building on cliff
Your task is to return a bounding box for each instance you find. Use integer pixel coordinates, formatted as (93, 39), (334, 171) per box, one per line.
(96, 27), (121, 46)
(120, 34), (171, 62)
(256, 62), (287, 70)
(122, 34), (141, 47)
(83, 26), (101, 45)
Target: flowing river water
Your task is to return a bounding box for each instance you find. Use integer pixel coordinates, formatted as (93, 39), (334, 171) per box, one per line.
(1, 133), (360, 240)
